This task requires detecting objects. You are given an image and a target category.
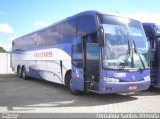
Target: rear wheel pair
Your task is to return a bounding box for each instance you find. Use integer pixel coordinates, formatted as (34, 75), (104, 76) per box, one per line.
(17, 66), (28, 80)
(21, 67), (27, 79)
(17, 66), (21, 77)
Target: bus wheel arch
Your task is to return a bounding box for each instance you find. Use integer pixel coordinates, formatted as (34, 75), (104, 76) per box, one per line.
(64, 70), (71, 87)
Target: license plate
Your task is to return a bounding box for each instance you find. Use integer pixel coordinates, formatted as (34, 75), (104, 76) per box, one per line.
(129, 85), (137, 90)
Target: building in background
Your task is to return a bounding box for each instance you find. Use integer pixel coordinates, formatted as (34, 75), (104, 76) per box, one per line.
(0, 53), (13, 74)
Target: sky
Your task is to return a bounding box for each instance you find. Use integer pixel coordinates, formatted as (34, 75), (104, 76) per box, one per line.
(0, 0), (160, 51)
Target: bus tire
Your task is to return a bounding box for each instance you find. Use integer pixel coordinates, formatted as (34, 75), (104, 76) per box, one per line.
(65, 70), (71, 87)
(69, 78), (81, 95)
(21, 66), (28, 80)
(17, 66), (21, 77)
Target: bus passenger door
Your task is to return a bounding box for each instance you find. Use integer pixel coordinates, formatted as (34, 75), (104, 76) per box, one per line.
(71, 36), (84, 91)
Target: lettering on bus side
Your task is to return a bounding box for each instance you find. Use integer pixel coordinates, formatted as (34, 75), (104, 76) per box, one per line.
(34, 51), (53, 58)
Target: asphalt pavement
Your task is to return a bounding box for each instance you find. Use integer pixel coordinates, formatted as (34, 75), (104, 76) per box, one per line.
(0, 74), (160, 113)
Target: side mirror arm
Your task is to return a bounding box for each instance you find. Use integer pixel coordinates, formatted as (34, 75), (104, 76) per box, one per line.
(97, 26), (104, 47)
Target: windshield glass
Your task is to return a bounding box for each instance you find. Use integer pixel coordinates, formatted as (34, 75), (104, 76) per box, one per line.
(100, 15), (149, 70)
(155, 25), (160, 33)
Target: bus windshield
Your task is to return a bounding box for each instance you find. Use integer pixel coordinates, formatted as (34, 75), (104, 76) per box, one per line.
(99, 15), (149, 70)
(155, 25), (160, 33)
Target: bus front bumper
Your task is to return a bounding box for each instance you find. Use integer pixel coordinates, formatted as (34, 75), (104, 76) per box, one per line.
(98, 80), (151, 94)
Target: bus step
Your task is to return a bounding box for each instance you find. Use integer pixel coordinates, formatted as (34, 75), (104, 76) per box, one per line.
(151, 74), (157, 77)
(89, 89), (99, 93)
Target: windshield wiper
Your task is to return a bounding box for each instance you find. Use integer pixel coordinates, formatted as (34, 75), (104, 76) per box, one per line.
(119, 25), (136, 69)
(133, 40), (146, 70)
(120, 40), (146, 71)
(120, 40), (132, 69)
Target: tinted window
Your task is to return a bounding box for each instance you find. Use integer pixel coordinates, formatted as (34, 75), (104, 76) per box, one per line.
(143, 25), (154, 37)
(13, 19), (77, 51)
(77, 15), (96, 36)
(59, 19), (76, 43)
(99, 14), (140, 28)
(37, 25), (61, 47)
(13, 33), (37, 51)
(72, 37), (83, 67)
(72, 37), (82, 58)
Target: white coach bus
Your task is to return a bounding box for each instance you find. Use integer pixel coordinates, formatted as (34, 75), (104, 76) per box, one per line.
(12, 11), (150, 94)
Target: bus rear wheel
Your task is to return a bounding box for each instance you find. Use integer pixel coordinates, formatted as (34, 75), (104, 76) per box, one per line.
(21, 67), (28, 80)
(17, 66), (21, 77)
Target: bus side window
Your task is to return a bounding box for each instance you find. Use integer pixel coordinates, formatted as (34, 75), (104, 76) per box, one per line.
(72, 37), (83, 67)
(143, 26), (155, 49)
(77, 15), (96, 36)
(59, 20), (76, 44)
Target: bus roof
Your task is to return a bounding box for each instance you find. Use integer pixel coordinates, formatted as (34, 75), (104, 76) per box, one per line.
(13, 10), (140, 41)
(13, 10), (99, 41)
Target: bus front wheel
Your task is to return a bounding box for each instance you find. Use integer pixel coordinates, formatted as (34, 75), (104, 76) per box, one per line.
(69, 78), (81, 95)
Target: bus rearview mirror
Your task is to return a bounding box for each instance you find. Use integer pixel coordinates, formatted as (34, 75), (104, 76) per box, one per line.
(97, 27), (104, 47)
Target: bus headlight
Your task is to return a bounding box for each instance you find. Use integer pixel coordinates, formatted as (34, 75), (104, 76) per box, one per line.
(103, 77), (120, 83)
(143, 76), (150, 81)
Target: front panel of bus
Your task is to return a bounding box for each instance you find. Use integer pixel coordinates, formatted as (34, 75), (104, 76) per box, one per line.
(143, 23), (160, 86)
(97, 14), (151, 94)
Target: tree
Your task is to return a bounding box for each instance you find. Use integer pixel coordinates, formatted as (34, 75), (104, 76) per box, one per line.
(0, 47), (6, 53)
